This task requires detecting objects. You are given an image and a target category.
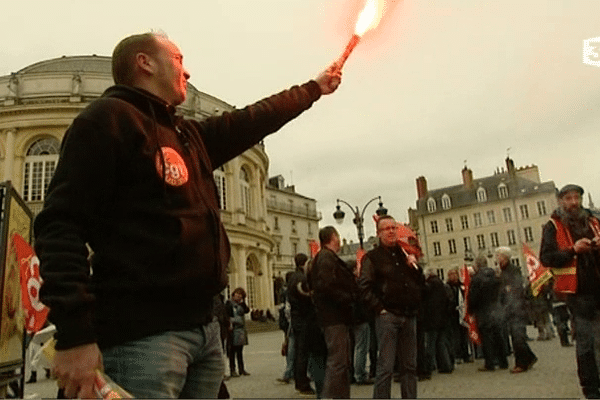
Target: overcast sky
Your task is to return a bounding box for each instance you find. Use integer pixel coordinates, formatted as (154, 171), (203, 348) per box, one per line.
(2, 0), (599, 241)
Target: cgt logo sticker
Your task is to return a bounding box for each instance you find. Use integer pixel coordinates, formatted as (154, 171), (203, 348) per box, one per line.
(583, 37), (600, 67)
(155, 147), (189, 186)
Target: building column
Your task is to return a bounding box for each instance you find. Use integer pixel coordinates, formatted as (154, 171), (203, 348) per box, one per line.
(3, 129), (16, 182)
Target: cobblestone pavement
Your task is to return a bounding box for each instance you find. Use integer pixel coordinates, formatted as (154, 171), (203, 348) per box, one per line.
(24, 327), (582, 399)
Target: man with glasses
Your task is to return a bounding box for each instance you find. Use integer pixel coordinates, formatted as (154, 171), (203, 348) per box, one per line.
(359, 215), (425, 399)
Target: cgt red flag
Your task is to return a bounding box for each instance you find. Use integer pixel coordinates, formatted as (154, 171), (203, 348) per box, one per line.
(460, 265), (481, 345)
(523, 242), (553, 297)
(13, 233), (49, 333)
(355, 247), (367, 277)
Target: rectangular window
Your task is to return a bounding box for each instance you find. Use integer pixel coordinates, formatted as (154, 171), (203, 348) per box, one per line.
(524, 227), (534, 242)
(520, 204), (530, 219)
(460, 215), (469, 230)
(477, 234), (486, 249)
(537, 201), (547, 216)
(431, 220), (439, 234)
(503, 207), (512, 223)
(474, 212), (483, 227)
(463, 237), (472, 252)
(433, 241), (442, 256)
(445, 218), (454, 232)
(448, 239), (457, 254)
(507, 230), (516, 245)
(490, 232), (499, 247)
(487, 210), (496, 224)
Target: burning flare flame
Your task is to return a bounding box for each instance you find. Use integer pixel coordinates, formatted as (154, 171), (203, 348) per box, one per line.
(355, 0), (384, 36)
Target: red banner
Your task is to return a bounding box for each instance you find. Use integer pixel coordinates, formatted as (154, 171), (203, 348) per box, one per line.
(523, 242), (553, 297)
(309, 240), (320, 258)
(13, 233), (48, 333)
(355, 247), (367, 277)
(460, 265), (481, 345)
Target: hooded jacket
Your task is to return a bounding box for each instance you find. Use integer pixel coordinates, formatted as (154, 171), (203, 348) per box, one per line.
(34, 81), (322, 350)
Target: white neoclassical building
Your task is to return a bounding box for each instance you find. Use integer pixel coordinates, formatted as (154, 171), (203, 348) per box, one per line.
(0, 55), (279, 311)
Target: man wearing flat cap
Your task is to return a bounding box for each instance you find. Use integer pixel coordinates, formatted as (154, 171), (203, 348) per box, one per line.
(540, 184), (600, 399)
(496, 247), (537, 373)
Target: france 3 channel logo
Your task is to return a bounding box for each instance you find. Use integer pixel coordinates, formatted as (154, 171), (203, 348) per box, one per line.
(583, 37), (600, 67)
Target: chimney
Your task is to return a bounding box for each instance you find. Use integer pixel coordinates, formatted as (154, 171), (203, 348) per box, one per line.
(416, 176), (428, 200)
(462, 166), (474, 188)
(506, 157), (516, 178)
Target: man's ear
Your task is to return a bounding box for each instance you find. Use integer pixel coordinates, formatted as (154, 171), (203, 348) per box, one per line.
(135, 52), (155, 76)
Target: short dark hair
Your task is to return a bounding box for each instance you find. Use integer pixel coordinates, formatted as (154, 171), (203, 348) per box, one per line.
(376, 215), (395, 230)
(231, 287), (246, 299)
(112, 32), (163, 85)
(294, 253), (308, 269)
(319, 226), (338, 246)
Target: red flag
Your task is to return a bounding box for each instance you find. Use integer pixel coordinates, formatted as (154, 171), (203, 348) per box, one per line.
(309, 240), (320, 258)
(460, 264), (481, 345)
(355, 247), (367, 277)
(13, 233), (48, 333)
(523, 242), (553, 297)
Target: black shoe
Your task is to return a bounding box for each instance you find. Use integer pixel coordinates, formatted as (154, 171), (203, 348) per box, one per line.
(297, 387), (315, 395)
(229, 372), (239, 378)
(240, 370), (250, 376)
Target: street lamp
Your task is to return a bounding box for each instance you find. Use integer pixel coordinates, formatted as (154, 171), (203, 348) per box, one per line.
(333, 196), (387, 249)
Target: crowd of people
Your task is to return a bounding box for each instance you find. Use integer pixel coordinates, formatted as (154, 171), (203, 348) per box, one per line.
(273, 219), (579, 399)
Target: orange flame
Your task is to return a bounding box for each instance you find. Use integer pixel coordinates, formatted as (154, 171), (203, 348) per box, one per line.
(355, 0), (384, 36)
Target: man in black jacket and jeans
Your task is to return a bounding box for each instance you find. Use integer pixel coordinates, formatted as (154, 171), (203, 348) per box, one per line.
(34, 31), (341, 399)
(359, 215), (425, 399)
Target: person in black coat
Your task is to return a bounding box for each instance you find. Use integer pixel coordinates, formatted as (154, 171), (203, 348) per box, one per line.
(309, 226), (358, 399)
(468, 255), (508, 371)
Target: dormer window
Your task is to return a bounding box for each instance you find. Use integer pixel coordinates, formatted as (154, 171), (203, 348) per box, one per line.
(498, 183), (508, 199)
(427, 197), (436, 213)
(441, 194), (451, 210)
(477, 186), (487, 202)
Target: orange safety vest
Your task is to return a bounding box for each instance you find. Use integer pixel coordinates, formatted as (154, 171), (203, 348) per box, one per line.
(549, 216), (600, 294)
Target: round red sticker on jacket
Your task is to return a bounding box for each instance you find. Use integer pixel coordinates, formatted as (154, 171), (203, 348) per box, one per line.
(155, 147), (189, 186)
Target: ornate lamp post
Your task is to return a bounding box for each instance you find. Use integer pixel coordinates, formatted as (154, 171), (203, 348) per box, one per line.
(333, 196), (387, 249)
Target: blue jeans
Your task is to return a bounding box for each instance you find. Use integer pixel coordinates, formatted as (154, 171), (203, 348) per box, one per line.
(354, 322), (370, 382)
(101, 320), (225, 398)
(283, 329), (296, 380)
(374, 313), (417, 399)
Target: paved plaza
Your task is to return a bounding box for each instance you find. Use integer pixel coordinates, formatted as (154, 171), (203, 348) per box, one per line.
(24, 326), (581, 399)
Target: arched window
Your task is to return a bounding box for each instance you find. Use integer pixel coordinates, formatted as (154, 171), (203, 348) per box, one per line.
(23, 137), (60, 202)
(441, 194), (451, 210)
(213, 166), (227, 210)
(477, 186), (487, 202)
(498, 183), (509, 199)
(427, 197), (436, 213)
(240, 168), (251, 215)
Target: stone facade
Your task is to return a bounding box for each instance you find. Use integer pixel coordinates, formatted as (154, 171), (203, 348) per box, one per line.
(265, 175), (320, 287)
(409, 158), (558, 279)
